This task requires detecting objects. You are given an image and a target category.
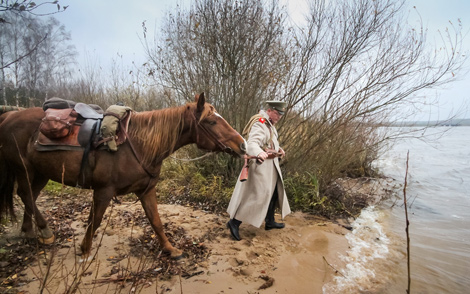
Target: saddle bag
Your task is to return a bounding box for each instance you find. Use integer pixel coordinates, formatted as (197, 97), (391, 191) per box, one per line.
(39, 108), (78, 139)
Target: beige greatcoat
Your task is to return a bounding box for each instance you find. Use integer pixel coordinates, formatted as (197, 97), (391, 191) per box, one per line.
(227, 110), (291, 228)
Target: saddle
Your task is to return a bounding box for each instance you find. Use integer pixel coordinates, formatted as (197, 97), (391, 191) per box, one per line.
(36, 98), (131, 152)
(36, 99), (104, 151)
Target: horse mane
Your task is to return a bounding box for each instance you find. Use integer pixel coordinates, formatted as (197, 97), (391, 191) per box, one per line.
(128, 101), (215, 165)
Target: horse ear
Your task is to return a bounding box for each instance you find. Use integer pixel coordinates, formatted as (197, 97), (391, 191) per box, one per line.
(196, 92), (205, 112)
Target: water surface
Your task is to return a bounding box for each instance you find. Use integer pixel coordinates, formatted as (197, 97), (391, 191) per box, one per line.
(324, 126), (470, 293)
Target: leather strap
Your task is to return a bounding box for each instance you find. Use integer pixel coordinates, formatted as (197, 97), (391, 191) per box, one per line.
(118, 119), (158, 178)
(192, 111), (239, 153)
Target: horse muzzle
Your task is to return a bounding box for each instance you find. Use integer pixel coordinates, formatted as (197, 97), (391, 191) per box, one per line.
(240, 140), (247, 154)
(223, 140), (246, 156)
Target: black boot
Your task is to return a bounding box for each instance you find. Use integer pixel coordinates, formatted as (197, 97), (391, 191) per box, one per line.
(227, 218), (242, 241)
(265, 191), (285, 230)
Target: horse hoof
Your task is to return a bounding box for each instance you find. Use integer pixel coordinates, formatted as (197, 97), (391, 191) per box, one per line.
(38, 235), (55, 245)
(169, 249), (184, 260)
(172, 253), (185, 261)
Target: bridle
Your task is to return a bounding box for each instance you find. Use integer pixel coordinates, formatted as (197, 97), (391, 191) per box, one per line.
(191, 110), (241, 154)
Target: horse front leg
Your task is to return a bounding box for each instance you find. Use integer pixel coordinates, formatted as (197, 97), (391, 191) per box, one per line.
(80, 188), (113, 258)
(139, 187), (183, 259)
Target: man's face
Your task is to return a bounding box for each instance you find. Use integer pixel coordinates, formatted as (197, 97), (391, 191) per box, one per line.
(267, 108), (282, 124)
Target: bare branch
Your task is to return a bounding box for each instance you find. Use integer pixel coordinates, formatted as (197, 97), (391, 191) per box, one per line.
(0, 33), (47, 70)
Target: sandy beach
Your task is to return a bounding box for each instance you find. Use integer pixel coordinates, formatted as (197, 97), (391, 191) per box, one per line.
(1, 195), (351, 294)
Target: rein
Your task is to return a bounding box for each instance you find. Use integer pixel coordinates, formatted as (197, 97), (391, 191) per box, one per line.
(170, 152), (214, 162)
(162, 109), (238, 162)
(191, 111), (239, 153)
(244, 151), (283, 162)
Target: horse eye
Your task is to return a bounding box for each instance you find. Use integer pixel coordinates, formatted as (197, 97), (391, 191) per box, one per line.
(208, 120), (217, 125)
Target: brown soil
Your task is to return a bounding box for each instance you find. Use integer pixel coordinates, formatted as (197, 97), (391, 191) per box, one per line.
(0, 177), (391, 294)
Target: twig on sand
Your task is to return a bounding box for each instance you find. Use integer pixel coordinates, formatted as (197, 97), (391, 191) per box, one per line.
(179, 274), (183, 294)
(89, 275), (128, 285)
(322, 256), (346, 278)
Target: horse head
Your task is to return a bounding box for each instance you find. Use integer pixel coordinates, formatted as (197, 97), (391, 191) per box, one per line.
(190, 93), (246, 157)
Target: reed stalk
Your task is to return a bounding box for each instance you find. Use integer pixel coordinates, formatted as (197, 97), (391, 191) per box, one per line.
(404, 151), (411, 293)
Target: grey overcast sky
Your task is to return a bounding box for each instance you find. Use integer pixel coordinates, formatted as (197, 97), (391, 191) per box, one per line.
(48, 0), (469, 120)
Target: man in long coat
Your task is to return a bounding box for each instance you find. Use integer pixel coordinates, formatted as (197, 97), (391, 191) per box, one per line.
(226, 101), (291, 241)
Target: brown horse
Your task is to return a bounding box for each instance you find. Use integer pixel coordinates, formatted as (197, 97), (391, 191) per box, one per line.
(0, 93), (246, 259)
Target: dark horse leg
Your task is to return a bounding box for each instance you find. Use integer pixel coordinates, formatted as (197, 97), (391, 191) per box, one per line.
(139, 187), (183, 259)
(16, 174), (54, 243)
(80, 187), (114, 258)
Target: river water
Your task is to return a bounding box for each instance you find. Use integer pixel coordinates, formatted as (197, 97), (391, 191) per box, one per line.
(323, 126), (470, 293)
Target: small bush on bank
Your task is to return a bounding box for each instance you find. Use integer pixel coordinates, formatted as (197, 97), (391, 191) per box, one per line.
(156, 151), (237, 214)
(284, 171), (333, 215)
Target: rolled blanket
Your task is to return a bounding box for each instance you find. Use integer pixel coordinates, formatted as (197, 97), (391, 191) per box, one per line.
(100, 105), (132, 151)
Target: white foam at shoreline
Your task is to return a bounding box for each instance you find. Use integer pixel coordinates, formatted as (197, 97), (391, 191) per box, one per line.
(323, 206), (390, 293)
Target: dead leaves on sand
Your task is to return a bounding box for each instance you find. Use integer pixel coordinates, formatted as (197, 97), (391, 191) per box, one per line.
(127, 216), (210, 280)
(258, 275), (275, 290)
(0, 193), (210, 291)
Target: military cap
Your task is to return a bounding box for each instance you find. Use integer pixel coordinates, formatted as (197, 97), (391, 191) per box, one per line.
(265, 100), (287, 115)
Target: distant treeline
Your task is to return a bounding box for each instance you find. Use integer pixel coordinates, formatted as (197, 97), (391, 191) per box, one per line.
(391, 118), (470, 127)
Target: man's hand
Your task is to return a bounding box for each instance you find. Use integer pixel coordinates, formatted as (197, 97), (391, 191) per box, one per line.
(258, 151), (269, 161)
(278, 148), (286, 158)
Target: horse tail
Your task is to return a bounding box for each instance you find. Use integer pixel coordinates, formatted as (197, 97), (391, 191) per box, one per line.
(0, 152), (16, 221)
(0, 106), (22, 220)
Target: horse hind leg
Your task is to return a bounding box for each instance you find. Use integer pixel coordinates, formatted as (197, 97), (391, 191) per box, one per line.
(17, 176), (54, 244)
(139, 187), (183, 259)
